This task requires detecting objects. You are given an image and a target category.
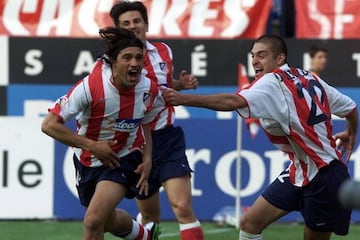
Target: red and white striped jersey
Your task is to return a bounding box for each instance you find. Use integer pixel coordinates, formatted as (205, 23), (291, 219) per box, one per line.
(143, 41), (175, 130)
(237, 64), (357, 186)
(49, 56), (164, 167)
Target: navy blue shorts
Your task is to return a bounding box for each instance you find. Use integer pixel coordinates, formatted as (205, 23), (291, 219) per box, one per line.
(262, 160), (351, 235)
(73, 151), (143, 207)
(136, 126), (193, 200)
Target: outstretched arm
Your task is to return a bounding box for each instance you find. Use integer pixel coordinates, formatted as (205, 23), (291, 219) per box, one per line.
(162, 88), (246, 111)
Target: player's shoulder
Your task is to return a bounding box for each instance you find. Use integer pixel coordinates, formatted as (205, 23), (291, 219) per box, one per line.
(149, 41), (170, 48)
(147, 41), (172, 52)
(137, 75), (159, 92)
(253, 72), (279, 85)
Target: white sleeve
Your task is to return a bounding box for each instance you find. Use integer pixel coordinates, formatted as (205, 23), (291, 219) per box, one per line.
(54, 78), (91, 122)
(319, 79), (356, 117)
(237, 74), (288, 120)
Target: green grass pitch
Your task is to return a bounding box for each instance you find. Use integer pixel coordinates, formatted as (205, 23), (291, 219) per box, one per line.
(0, 220), (359, 239)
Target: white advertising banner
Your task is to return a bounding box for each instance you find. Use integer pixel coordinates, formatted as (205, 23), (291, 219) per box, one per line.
(0, 36), (8, 86)
(0, 117), (54, 218)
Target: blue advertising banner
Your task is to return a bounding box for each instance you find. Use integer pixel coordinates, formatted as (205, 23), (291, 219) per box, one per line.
(50, 118), (360, 222)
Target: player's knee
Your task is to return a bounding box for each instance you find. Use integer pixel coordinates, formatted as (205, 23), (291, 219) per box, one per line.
(240, 214), (262, 234)
(171, 202), (195, 220)
(240, 216), (248, 231)
(140, 212), (161, 224)
(83, 212), (104, 232)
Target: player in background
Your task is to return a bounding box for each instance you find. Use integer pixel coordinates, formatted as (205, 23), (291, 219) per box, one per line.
(41, 27), (163, 240)
(162, 34), (358, 240)
(309, 45), (328, 77)
(109, 2), (204, 239)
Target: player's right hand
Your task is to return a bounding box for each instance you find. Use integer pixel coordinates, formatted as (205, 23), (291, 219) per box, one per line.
(162, 88), (182, 106)
(90, 140), (120, 168)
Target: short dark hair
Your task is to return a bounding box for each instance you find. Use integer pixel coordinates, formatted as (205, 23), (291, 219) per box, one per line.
(110, 1), (149, 27)
(99, 27), (144, 61)
(309, 45), (328, 58)
(254, 34), (288, 61)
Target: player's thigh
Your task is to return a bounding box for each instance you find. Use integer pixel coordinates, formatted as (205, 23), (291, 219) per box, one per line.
(136, 191), (161, 218)
(87, 180), (128, 220)
(304, 225), (331, 240)
(241, 195), (288, 232)
(163, 175), (192, 205)
(242, 169), (298, 232)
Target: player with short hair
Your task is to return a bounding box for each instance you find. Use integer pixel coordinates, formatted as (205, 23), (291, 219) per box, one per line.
(309, 45), (328, 77)
(163, 34), (358, 240)
(41, 27), (163, 240)
(109, 1), (204, 239)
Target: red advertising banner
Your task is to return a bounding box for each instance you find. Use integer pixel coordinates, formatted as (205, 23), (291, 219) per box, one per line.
(295, 0), (360, 39)
(0, 0), (271, 39)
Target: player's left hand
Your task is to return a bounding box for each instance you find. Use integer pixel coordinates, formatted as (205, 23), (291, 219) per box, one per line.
(179, 70), (198, 90)
(134, 161), (152, 195)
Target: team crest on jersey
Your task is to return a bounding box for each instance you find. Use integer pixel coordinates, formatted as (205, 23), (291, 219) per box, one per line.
(143, 92), (151, 107)
(159, 62), (168, 73)
(58, 96), (69, 108)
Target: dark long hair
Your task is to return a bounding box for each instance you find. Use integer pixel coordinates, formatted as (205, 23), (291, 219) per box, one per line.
(98, 27), (144, 61)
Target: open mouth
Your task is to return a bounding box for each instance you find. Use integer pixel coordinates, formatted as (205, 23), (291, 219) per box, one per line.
(128, 69), (139, 81)
(254, 68), (263, 77)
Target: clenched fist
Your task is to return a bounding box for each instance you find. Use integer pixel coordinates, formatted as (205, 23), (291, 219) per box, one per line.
(162, 88), (184, 106)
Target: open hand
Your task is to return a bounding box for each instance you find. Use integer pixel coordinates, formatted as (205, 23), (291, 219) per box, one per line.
(179, 70), (198, 90)
(134, 161), (151, 196)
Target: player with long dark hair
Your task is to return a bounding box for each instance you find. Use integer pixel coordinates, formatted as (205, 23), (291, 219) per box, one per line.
(42, 27), (163, 240)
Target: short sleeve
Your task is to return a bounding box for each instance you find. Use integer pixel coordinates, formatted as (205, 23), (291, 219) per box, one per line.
(319, 78), (356, 117)
(49, 78), (90, 122)
(237, 74), (288, 120)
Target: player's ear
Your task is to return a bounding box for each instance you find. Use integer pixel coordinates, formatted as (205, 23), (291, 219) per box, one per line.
(277, 53), (286, 65)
